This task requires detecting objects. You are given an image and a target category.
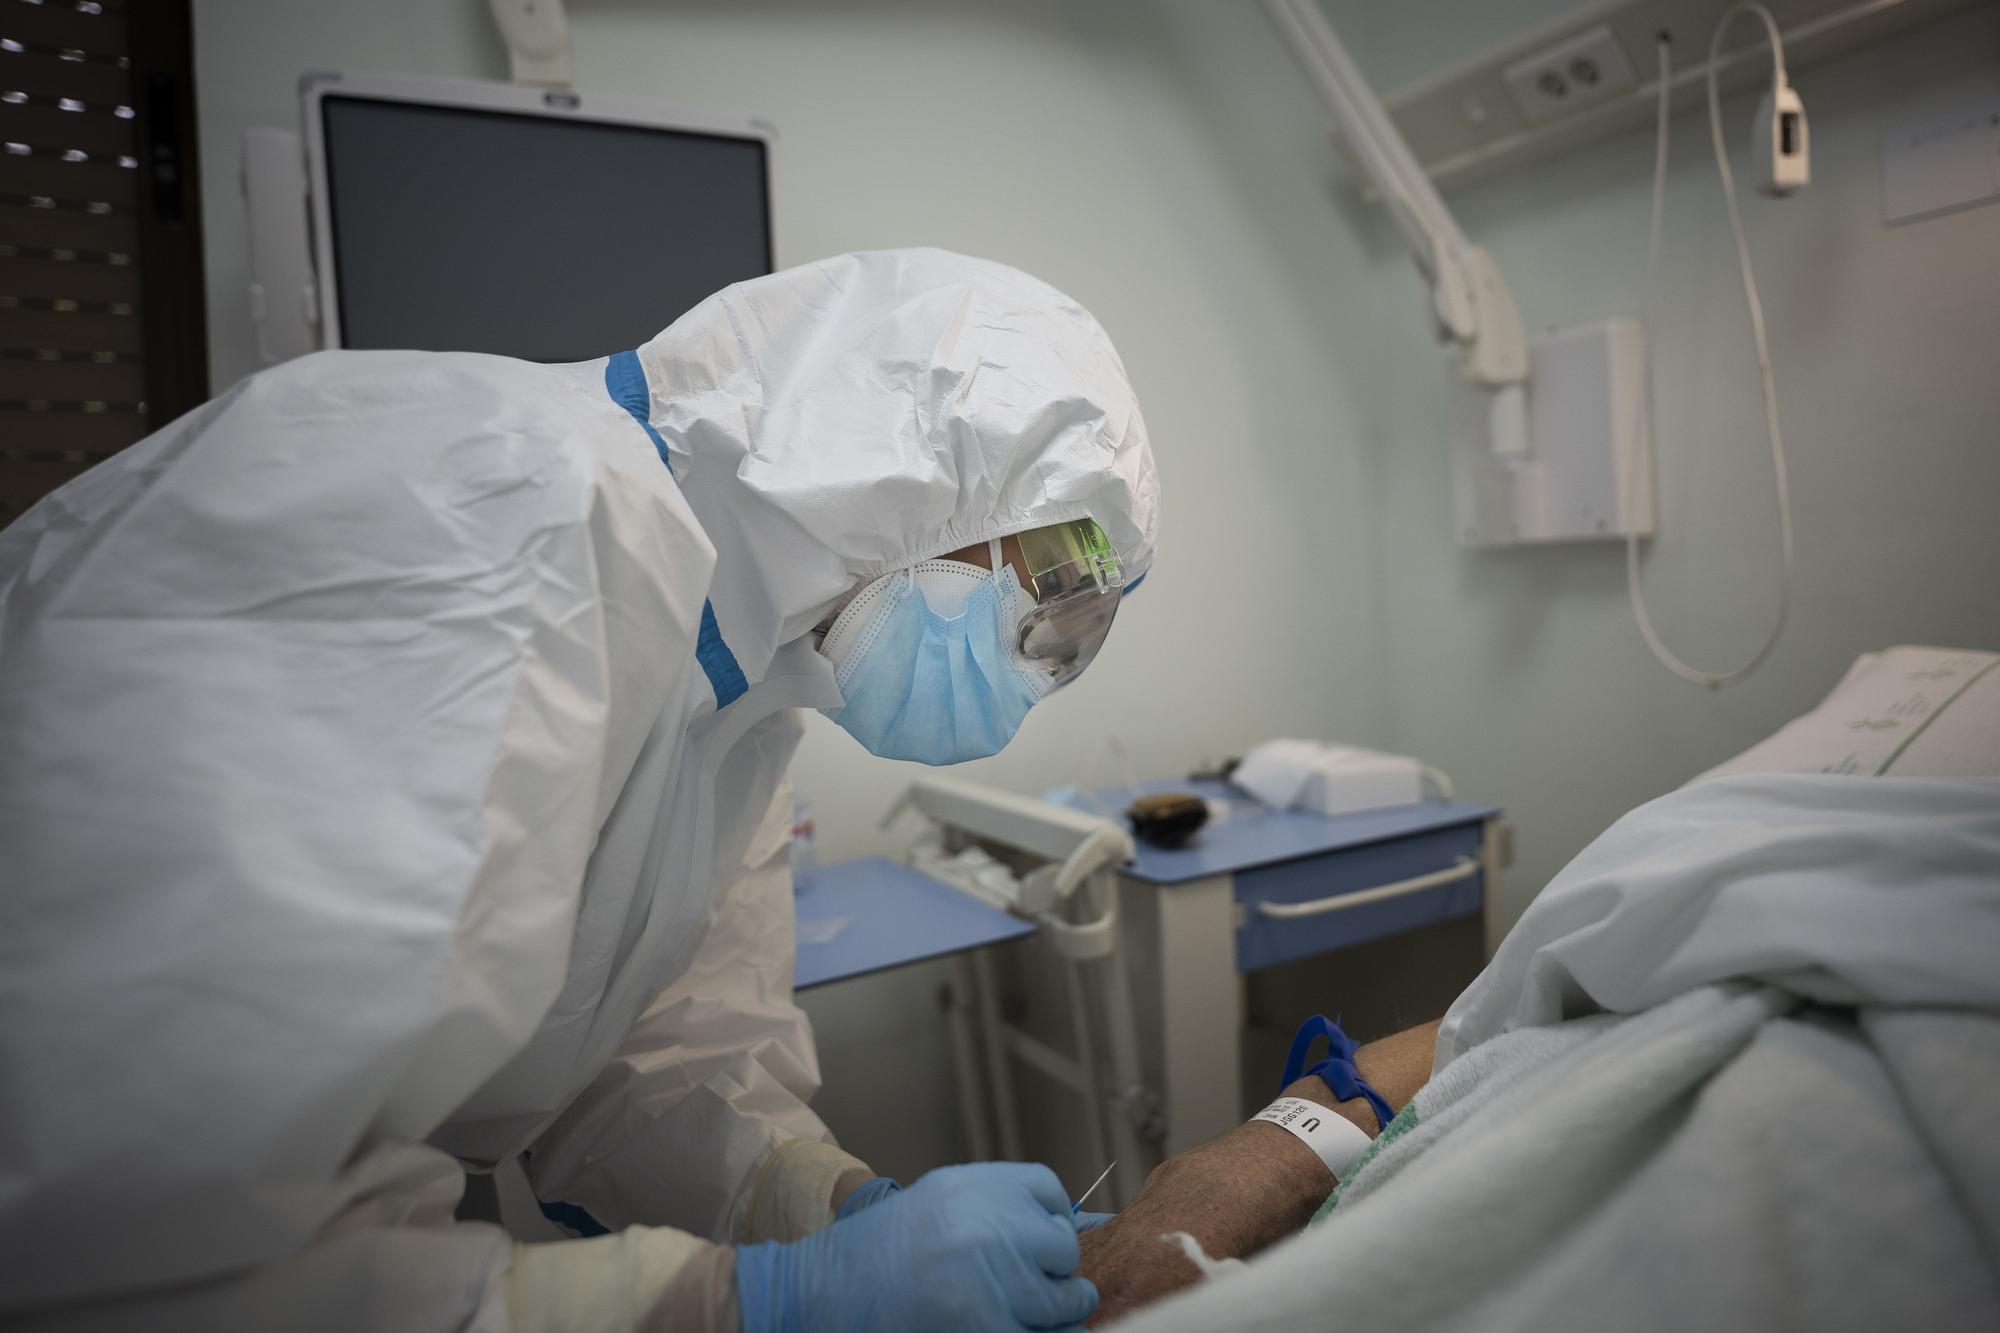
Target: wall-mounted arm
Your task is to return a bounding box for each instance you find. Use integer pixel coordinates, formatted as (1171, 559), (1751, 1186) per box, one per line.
(1259, 0), (1528, 393)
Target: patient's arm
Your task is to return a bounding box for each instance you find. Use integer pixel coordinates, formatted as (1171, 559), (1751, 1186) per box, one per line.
(1080, 1019), (1440, 1325)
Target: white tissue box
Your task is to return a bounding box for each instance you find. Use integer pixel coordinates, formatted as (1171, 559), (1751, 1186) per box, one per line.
(1297, 748), (1424, 817)
(1235, 739), (1426, 817)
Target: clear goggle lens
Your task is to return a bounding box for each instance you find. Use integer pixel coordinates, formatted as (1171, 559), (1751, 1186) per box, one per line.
(1012, 519), (1123, 689)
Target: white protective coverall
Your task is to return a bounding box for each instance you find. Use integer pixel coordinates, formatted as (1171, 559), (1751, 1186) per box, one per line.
(0, 248), (1160, 1331)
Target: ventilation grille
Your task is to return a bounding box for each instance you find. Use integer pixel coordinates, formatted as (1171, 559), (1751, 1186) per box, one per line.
(0, 0), (146, 525)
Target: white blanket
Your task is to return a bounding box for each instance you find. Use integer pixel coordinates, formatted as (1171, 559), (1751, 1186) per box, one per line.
(1119, 775), (2000, 1331)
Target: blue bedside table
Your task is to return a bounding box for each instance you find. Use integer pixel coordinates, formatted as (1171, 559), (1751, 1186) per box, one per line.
(792, 856), (1034, 991)
(1080, 779), (1502, 1154)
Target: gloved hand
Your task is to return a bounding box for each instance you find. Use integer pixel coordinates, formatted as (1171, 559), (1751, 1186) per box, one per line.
(736, 1161), (1096, 1332)
(832, 1175), (901, 1221)
(1074, 1210), (1115, 1233)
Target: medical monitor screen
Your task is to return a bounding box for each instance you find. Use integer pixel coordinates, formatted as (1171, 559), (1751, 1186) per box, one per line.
(318, 95), (771, 362)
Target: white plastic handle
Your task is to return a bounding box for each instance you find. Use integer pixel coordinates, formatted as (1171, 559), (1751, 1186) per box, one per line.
(1256, 857), (1479, 920)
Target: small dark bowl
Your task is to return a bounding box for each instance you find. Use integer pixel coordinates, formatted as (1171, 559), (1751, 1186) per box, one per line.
(1126, 792), (1209, 849)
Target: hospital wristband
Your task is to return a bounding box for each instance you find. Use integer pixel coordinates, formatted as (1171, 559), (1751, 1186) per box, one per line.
(1250, 1096), (1372, 1178)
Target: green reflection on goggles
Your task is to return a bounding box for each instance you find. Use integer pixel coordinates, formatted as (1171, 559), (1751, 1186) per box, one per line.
(1016, 518), (1122, 601)
(1015, 519), (1122, 686)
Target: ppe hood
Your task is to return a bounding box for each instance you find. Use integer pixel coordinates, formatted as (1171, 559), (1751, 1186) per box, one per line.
(624, 248), (1161, 683)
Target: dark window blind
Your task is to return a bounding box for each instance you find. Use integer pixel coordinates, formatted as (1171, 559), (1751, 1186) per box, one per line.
(0, 0), (206, 526)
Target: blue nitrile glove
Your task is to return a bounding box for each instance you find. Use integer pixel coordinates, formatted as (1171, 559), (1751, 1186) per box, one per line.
(1074, 1210), (1115, 1233)
(832, 1175), (900, 1221)
(736, 1162), (1096, 1333)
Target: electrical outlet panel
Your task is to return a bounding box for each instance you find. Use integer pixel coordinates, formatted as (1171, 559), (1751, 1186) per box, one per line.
(1501, 25), (1637, 123)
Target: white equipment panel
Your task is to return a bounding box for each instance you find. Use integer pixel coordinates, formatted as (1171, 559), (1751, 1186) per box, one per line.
(1882, 96), (2000, 226)
(1452, 319), (1654, 548)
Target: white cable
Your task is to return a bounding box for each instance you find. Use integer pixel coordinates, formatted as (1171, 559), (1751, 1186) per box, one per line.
(1625, 4), (1796, 689)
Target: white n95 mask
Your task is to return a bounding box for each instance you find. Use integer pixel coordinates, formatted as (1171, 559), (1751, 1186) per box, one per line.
(819, 544), (1051, 765)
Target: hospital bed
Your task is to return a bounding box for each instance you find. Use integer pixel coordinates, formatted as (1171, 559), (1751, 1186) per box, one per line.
(1094, 645), (2000, 1331)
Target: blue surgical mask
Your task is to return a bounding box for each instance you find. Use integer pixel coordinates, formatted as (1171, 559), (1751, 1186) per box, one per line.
(820, 550), (1052, 765)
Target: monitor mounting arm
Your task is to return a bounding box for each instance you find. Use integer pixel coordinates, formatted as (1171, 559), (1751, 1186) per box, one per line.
(1259, 0), (1530, 451)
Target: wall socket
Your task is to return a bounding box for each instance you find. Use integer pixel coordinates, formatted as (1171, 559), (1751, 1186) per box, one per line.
(1502, 25), (1638, 123)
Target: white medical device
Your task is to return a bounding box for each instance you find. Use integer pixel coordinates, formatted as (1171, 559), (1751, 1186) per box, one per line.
(882, 775), (1155, 1210)
(1755, 79), (1810, 196)
(242, 72), (775, 365)
(1622, 7), (1806, 688)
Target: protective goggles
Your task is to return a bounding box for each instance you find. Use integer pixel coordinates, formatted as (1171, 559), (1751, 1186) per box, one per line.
(1011, 518), (1124, 690)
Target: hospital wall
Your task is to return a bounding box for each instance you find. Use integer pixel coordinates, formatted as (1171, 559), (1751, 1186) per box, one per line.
(187, 0), (2000, 1183)
(1328, 0), (2000, 927)
(188, 0), (1402, 1182)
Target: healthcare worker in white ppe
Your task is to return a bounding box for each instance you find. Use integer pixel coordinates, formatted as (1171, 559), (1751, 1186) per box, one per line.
(0, 248), (1160, 1332)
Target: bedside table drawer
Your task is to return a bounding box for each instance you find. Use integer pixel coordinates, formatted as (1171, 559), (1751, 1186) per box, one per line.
(1232, 823), (1484, 972)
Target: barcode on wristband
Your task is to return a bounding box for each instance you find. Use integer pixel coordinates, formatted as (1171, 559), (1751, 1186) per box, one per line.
(1250, 1097), (1372, 1177)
